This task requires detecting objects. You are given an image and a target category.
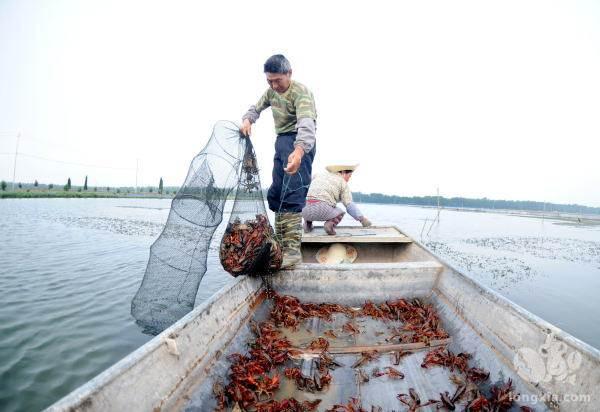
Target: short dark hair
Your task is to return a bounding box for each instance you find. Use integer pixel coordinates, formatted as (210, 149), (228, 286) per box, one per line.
(264, 54), (291, 73)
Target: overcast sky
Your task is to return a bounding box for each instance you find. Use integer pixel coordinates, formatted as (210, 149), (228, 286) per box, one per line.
(1, 0), (599, 206)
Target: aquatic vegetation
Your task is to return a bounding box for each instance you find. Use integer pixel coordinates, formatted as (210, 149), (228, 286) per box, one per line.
(464, 236), (600, 266)
(425, 241), (536, 290)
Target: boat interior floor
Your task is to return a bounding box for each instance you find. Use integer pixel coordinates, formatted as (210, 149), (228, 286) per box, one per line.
(181, 293), (540, 411)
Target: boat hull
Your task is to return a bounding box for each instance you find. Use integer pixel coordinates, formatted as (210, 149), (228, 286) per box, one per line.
(46, 227), (600, 411)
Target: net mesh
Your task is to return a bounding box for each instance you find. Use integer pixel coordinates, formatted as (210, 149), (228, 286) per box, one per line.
(131, 120), (280, 335)
(219, 140), (282, 276)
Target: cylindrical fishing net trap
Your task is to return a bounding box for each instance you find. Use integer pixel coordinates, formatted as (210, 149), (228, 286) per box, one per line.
(131, 121), (280, 334)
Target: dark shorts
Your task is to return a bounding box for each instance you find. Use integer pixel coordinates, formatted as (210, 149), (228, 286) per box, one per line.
(267, 133), (316, 213)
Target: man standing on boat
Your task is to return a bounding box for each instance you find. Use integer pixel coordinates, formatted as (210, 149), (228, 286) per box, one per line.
(240, 54), (317, 269)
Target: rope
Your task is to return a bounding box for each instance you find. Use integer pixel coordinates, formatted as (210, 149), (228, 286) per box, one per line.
(276, 170), (311, 214)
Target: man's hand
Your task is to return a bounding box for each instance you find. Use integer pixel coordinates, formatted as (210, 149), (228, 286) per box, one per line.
(240, 119), (252, 137)
(284, 146), (304, 175)
(360, 216), (372, 227)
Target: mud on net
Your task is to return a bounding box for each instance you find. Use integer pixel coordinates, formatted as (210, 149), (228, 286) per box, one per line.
(131, 121), (281, 335)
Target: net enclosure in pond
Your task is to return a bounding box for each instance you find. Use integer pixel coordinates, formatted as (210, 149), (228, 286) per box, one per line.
(131, 121), (281, 335)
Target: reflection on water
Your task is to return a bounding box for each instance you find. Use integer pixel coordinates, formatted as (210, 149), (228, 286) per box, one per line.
(0, 199), (599, 411)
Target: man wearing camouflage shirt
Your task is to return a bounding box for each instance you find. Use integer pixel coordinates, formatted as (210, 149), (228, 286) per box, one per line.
(240, 54), (317, 269)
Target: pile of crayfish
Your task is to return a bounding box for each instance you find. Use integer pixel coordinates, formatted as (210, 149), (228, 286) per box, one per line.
(220, 214), (282, 276)
(418, 347), (524, 411)
(361, 299), (449, 344)
(270, 294), (449, 344)
(394, 378), (524, 412)
(214, 320), (323, 412)
(214, 293), (527, 411)
(269, 294), (354, 329)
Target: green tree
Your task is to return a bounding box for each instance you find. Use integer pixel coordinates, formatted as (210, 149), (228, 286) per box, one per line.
(84, 176), (88, 191)
(34, 180), (38, 187)
(159, 177), (163, 194)
(77, 187), (82, 192)
(48, 183), (54, 189)
(66, 178), (72, 191)
(1, 181), (6, 191)
(18, 182), (22, 189)
(106, 187), (110, 192)
(149, 186), (153, 193)
(116, 188), (120, 193)
(94, 187), (97, 192)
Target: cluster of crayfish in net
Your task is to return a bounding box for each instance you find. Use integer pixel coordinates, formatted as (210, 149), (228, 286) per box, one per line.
(220, 214), (282, 276)
(270, 293), (449, 344)
(213, 320), (336, 412)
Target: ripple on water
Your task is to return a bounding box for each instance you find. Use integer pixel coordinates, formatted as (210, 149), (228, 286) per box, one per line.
(0, 199), (160, 411)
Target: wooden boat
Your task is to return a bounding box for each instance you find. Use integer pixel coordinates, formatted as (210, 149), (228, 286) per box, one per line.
(47, 226), (600, 411)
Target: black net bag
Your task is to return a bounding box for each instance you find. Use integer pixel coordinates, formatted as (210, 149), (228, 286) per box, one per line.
(131, 121), (279, 335)
(219, 139), (282, 276)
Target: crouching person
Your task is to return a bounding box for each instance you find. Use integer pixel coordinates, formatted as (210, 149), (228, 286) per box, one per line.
(302, 164), (372, 235)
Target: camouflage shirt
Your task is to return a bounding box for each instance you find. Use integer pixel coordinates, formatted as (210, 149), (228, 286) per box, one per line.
(243, 80), (317, 152)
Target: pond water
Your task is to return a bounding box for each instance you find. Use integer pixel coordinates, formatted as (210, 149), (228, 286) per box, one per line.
(0, 198), (598, 411)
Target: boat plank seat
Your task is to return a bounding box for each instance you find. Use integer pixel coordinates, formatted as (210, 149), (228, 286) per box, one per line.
(302, 226), (412, 243)
(300, 226), (434, 266)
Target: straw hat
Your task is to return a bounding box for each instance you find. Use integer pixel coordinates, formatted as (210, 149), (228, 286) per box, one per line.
(325, 164), (359, 173)
(316, 243), (358, 264)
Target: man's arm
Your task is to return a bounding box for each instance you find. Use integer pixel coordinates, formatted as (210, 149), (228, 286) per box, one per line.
(242, 105), (261, 124)
(293, 89), (317, 153)
(284, 117), (315, 174)
(240, 90), (271, 136)
(284, 88), (317, 173)
(341, 183), (372, 226)
(294, 118), (316, 153)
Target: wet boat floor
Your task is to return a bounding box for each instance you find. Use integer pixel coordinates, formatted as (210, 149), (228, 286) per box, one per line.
(272, 312), (456, 410)
(183, 298), (538, 411)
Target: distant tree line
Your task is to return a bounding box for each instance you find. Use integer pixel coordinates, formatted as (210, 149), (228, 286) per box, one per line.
(0, 176), (176, 196)
(351, 192), (600, 215)
(4, 176), (595, 214)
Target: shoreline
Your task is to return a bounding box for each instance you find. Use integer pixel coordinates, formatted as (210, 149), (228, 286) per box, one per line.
(2, 193), (600, 225)
(0, 191), (174, 199)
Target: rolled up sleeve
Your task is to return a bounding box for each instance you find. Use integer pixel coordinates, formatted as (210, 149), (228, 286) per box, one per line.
(294, 117), (316, 153)
(242, 90), (271, 124)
